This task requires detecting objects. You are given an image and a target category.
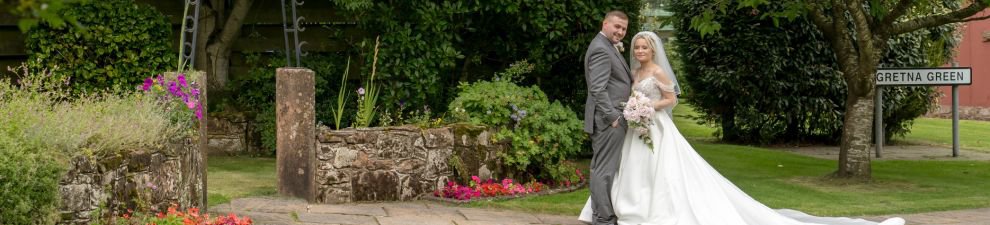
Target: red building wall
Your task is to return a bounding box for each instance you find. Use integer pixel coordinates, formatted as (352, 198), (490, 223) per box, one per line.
(938, 9), (990, 108)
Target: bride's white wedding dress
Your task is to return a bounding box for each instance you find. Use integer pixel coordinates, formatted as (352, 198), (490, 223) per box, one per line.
(578, 77), (904, 225)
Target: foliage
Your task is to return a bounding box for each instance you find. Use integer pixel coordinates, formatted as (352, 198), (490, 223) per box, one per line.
(448, 62), (586, 182)
(330, 58), (352, 130)
(4, 0), (82, 32)
(669, 0), (958, 143)
(0, 145), (64, 224)
(0, 65), (190, 156)
(0, 64), (190, 224)
(329, 0), (642, 116)
(354, 38), (382, 127)
(25, 0), (174, 95)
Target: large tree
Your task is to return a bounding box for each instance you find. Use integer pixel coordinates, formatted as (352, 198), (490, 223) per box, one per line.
(688, 0), (990, 179)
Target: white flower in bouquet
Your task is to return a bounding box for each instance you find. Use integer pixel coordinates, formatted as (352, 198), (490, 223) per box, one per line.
(623, 91), (655, 149)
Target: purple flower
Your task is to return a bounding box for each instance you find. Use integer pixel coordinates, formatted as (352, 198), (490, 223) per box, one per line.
(142, 78), (153, 91)
(190, 88), (200, 98)
(518, 110), (527, 118)
(357, 87), (365, 96)
(177, 74), (188, 88)
(167, 81), (181, 97)
(156, 75), (165, 87)
(510, 114), (519, 121)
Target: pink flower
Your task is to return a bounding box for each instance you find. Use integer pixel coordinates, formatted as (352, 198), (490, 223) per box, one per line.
(471, 176), (481, 183)
(142, 78), (153, 91)
(177, 74), (188, 88)
(623, 91), (655, 148)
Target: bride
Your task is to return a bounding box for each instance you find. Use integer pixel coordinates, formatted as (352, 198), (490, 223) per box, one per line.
(577, 31), (905, 225)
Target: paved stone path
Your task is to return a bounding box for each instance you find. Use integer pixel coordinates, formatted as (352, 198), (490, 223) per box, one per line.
(211, 197), (990, 225)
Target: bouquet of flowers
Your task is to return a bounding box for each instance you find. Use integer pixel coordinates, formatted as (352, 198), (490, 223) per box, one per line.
(623, 91), (655, 148)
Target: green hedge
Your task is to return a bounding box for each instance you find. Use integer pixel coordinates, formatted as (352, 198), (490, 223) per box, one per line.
(25, 0), (174, 95)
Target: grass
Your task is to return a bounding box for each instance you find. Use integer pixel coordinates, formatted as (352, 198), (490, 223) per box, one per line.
(464, 143), (990, 216)
(207, 156), (277, 206)
(671, 103), (719, 140)
(893, 117), (990, 152)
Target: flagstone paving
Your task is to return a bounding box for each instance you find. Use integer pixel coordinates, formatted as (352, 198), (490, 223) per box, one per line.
(210, 197), (990, 225)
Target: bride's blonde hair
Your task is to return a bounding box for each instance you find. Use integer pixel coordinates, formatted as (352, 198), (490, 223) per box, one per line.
(633, 35), (658, 62)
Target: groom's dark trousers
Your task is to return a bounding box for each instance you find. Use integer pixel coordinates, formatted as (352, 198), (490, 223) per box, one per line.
(584, 33), (632, 225)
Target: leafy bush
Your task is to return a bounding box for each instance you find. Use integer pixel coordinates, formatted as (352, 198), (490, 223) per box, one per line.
(669, 0), (956, 143)
(331, 0), (642, 116)
(0, 146), (64, 224)
(448, 62), (586, 182)
(0, 65), (191, 224)
(25, 0), (174, 95)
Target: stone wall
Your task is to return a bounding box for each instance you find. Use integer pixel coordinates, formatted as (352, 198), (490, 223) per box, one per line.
(315, 124), (507, 203)
(58, 138), (205, 224)
(208, 114), (270, 156)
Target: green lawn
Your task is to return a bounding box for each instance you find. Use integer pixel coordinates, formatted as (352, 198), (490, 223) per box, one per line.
(671, 103), (718, 140)
(465, 143), (990, 216)
(207, 156), (277, 206)
(894, 117), (990, 152)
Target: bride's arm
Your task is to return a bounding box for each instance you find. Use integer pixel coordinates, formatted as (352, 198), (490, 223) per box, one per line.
(651, 69), (678, 110)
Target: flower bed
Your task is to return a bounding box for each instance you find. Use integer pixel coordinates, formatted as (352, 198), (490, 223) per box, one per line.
(105, 204), (251, 225)
(426, 169), (587, 203)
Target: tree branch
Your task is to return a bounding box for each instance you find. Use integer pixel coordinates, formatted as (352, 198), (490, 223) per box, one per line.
(962, 13), (990, 22)
(808, 2), (836, 40)
(889, 1), (988, 35)
(879, 0), (915, 27)
(847, 0), (878, 66)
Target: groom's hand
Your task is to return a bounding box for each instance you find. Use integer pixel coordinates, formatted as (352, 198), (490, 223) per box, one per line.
(611, 118), (620, 128)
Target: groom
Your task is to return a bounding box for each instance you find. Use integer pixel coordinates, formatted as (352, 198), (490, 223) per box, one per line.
(583, 10), (631, 225)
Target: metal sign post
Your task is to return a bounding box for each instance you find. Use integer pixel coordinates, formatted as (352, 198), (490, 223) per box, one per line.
(874, 67), (972, 158)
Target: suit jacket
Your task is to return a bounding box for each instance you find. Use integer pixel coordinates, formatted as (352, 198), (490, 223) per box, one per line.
(584, 33), (632, 134)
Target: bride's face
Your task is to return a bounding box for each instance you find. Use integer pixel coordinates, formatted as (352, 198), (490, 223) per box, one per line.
(633, 38), (653, 63)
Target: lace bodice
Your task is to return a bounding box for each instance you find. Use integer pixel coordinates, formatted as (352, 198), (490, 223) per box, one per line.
(633, 76), (675, 101)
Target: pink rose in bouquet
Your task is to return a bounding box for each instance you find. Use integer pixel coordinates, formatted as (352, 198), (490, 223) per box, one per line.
(623, 91), (655, 149)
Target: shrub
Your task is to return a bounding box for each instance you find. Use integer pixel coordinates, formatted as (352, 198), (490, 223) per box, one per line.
(448, 62), (586, 182)
(25, 0), (174, 95)
(0, 146), (64, 224)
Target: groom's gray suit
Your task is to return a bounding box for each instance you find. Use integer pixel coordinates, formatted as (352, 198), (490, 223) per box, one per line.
(584, 32), (631, 225)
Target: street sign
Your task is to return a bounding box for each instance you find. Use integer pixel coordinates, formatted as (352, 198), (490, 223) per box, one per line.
(876, 67), (972, 86)
(874, 67), (973, 158)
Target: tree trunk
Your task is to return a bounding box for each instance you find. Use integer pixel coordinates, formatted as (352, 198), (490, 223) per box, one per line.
(836, 91), (873, 178)
(835, 63), (879, 179)
(721, 109), (739, 142)
(205, 0), (253, 90)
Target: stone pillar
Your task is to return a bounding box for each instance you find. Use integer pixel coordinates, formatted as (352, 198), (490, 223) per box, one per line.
(276, 68), (316, 201)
